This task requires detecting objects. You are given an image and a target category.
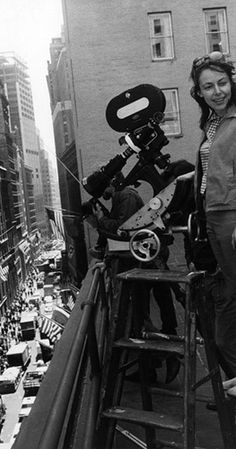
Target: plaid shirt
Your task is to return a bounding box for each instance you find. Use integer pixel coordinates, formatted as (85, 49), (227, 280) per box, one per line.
(200, 113), (223, 194)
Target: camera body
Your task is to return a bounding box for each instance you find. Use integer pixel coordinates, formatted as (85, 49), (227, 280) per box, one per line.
(82, 84), (171, 203)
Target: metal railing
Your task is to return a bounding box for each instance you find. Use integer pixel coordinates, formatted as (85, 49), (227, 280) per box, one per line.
(13, 261), (109, 449)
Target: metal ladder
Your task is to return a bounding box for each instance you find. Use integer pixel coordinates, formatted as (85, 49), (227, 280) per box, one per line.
(95, 267), (236, 449)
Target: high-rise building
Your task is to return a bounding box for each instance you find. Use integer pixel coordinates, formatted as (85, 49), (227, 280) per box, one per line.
(47, 33), (88, 284)
(0, 51), (45, 235)
(47, 34), (75, 157)
(37, 131), (61, 237)
(0, 80), (31, 312)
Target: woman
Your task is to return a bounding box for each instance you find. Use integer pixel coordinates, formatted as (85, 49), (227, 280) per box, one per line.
(190, 51), (236, 377)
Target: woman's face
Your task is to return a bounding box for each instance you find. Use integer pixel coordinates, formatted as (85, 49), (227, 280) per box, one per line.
(198, 67), (232, 116)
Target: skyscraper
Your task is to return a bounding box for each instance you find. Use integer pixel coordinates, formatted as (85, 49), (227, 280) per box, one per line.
(0, 51), (45, 234)
(37, 130), (61, 237)
(47, 35), (88, 284)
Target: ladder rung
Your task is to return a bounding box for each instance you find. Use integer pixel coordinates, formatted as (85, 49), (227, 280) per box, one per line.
(114, 337), (184, 356)
(117, 268), (204, 284)
(102, 406), (183, 432)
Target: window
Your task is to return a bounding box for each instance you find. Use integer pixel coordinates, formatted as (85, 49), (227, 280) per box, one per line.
(204, 9), (229, 54)
(148, 12), (174, 60)
(160, 89), (181, 136)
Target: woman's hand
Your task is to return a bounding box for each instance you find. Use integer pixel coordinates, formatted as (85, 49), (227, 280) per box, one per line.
(232, 226), (236, 250)
(93, 203), (104, 221)
(188, 261), (196, 273)
(176, 171), (195, 181)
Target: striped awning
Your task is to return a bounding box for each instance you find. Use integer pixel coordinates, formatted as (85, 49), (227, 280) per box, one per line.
(0, 265), (9, 282)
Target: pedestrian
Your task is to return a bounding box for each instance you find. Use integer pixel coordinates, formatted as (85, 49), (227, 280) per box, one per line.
(190, 50), (236, 378)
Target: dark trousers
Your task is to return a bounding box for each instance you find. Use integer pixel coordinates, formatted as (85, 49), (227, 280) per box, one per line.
(132, 279), (178, 337)
(207, 210), (236, 377)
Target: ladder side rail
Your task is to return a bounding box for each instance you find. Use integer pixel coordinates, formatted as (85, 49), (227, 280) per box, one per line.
(139, 354), (157, 449)
(95, 278), (134, 449)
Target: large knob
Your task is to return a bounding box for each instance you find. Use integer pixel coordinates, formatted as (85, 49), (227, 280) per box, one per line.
(129, 229), (161, 262)
(149, 197), (162, 210)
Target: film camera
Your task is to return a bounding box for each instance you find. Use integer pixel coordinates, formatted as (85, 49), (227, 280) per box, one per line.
(81, 84), (171, 218)
(81, 84), (193, 261)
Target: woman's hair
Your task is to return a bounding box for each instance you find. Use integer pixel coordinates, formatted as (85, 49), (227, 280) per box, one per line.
(190, 54), (236, 129)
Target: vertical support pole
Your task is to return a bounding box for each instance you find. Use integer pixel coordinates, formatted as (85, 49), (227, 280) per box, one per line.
(197, 277), (236, 449)
(139, 354), (156, 449)
(95, 278), (133, 449)
(183, 280), (197, 449)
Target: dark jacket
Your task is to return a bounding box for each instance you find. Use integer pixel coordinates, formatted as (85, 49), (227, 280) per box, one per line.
(98, 187), (144, 234)
(195, 105), (236, 213)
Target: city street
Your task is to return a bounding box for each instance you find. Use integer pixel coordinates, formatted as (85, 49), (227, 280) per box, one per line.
(0, 338), (39, 446)
(0, 275), (58, 447)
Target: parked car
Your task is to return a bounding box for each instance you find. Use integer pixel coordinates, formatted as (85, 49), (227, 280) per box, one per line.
(0, 366), (22, 394)
(18, 406), (32, 422)
(44, 295), (53, 304)
(21, 396), (36, 408)
(44, 303), (53, 314)
(6, 342), (31, 369)
(37, 280), (44, 289)
(20, 313), (37, 340)
(23, 365), (48, 396)
(44, 295), (53, 314)
(43, 284), (54, 297)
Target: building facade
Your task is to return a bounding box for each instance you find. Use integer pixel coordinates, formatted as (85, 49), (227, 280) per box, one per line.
(0, 52), (45, 236)
(60, 0), (236, 246)
(37, 132), (60, 238)
(0, 81), (30, 314)
(61, 0), (236, 181)
(47, 33), (88, 283)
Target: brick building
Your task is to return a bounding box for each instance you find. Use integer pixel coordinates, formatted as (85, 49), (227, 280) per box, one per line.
(61, 0), (236, 247)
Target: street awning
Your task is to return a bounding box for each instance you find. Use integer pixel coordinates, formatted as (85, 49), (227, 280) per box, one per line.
(0, 265), (9, 282)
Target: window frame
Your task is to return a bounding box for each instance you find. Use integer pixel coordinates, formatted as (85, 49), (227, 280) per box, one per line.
(148, 12), (174, 61)
(203, 8), (229, 55)
(160, 88), (181, 137)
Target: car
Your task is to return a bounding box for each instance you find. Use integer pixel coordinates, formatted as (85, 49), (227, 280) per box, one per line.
(21, 396), (36, 408)
(44, 304), (53, 314)
(37, 280), (44, 289)
(0, 366), (22, 394)
(44, 295), (53, 304)
(23, 367), (47, 396)
(18, 406), (32, 422)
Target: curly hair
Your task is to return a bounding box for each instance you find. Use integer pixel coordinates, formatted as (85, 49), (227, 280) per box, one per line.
(190, 58), (236, 129)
